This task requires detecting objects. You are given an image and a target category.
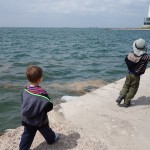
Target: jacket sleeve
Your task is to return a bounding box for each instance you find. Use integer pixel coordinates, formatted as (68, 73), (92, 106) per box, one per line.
(43, 102), (53, 112)
(41, 93), (53, 112)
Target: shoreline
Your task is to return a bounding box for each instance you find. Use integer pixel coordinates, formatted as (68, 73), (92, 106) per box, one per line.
(110, 28), (150, 30)
(0, 79), (107, 133)
(1, 68), (150, 149)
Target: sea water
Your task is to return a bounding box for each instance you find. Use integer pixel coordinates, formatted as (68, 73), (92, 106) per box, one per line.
(0, 27), (150, 132)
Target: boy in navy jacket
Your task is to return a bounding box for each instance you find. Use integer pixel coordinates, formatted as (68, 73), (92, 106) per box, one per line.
(19, 65), (59, 150)
(116, 38), (150, 107)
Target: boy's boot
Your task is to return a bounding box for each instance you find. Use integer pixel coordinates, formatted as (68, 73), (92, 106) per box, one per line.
(123, 101), (131, 108)
(123, 100), (131, 108)
(116, 95), (124, 104)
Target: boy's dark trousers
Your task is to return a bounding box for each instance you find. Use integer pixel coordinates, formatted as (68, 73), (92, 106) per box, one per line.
(19, 124), (55, 150)
(120, 73), (140, 105)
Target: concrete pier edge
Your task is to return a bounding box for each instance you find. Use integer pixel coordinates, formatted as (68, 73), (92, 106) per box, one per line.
(1, 68), (150, 150)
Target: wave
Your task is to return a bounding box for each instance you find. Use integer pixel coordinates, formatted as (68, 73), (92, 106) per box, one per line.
(46, 79), (107, 95)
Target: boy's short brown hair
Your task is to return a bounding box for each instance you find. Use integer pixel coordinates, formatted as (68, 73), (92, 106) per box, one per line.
(26, 65), (43, 83)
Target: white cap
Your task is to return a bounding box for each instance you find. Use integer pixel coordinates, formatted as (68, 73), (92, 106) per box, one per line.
(133, 38), (147, 57)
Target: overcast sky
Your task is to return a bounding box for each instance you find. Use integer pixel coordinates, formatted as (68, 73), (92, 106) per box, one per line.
(0, 0), (150, 28)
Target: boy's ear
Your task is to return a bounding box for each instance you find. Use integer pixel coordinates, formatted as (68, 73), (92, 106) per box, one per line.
(39, 77), (43, 82)
(37, 78), (41, 84)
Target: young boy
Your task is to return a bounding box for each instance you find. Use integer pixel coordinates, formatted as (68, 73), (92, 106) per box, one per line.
(19, 65), (59, 150)
(116, 38), (150, 107)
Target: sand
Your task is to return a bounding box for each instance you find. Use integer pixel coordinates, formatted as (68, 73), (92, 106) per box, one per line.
(1, 68), (150, 150)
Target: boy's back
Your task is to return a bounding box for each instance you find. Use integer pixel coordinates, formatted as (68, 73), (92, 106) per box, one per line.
(125, 52), (149, 75)
(21, 88), (53, 127)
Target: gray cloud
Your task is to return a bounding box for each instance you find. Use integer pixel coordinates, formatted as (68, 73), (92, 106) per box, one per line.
(0, 0), (149, 14)
(0, 0), (149, 27)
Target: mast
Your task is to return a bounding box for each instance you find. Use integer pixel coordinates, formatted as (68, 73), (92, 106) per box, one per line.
(148, 5), (150, 17)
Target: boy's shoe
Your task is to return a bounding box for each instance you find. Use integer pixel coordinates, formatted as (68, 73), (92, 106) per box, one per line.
(123, 102), (131, 108)
(55, 133), (60, 142)
(116, 96), (124, 104)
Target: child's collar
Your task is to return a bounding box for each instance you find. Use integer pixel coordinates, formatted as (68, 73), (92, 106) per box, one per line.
(29, 84), (40, 87)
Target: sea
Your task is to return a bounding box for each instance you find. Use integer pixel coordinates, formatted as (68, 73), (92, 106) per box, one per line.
(0, 27), (150, 132)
